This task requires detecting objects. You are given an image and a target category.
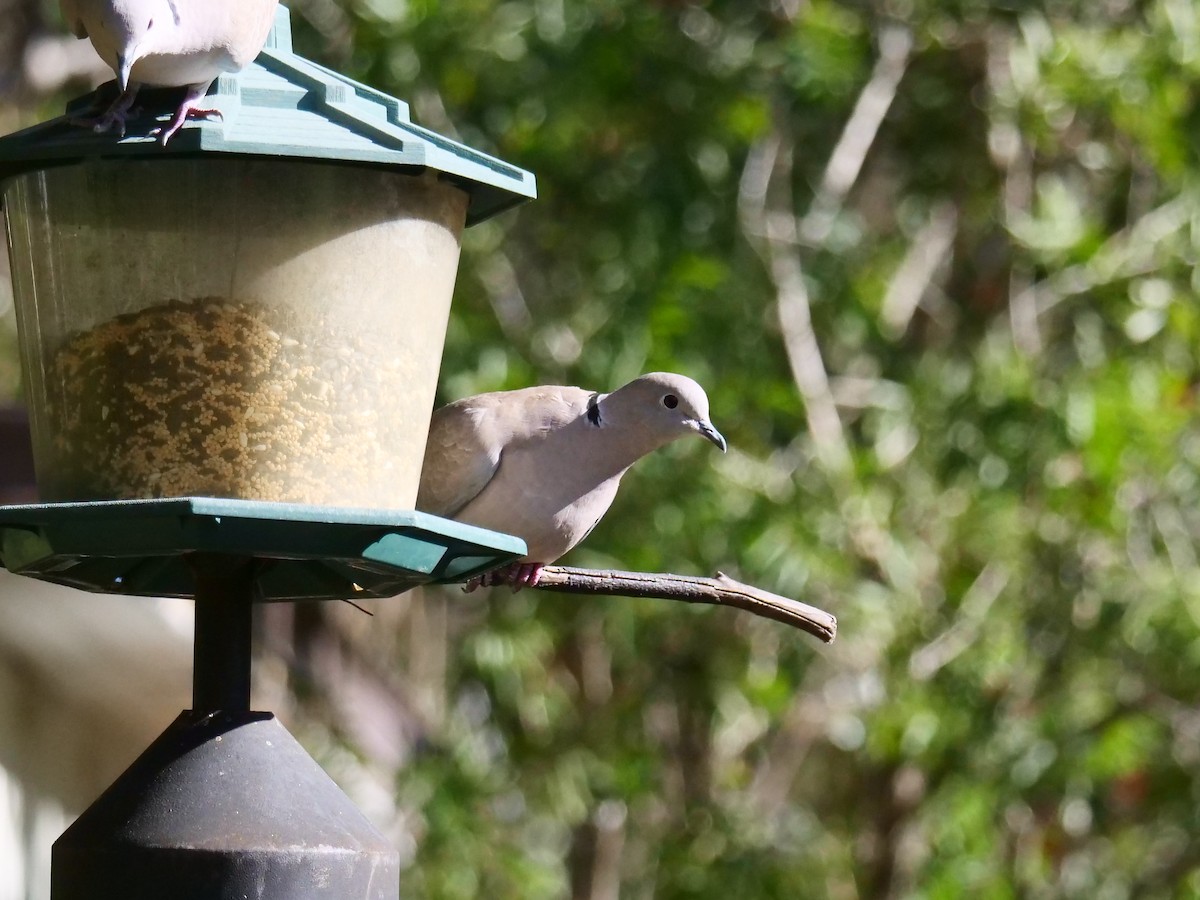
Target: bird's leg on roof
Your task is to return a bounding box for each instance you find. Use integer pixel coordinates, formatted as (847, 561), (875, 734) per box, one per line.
(151, 79), (222, 145)
(69, 83), (141, 138)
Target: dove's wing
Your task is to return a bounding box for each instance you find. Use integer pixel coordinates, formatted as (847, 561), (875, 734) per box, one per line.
(417, 398), (504, 518)
(417, 386), (591, 518)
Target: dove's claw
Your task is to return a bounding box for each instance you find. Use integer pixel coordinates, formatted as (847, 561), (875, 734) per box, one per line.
(509, 563), (544, 591)
(152, 98), (223, 145)
(461, 562), (545, 593)
(69, 87), (140, 138)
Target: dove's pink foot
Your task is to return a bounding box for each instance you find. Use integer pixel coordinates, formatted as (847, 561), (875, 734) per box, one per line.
(502, 563), (545, 591)
(69, 87), (140, 138)
(152, 83), (223, 145)
(462, 562), (545, 593)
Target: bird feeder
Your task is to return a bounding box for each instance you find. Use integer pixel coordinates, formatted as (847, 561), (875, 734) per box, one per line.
(9, 159), (465, 507)
(0, 8), (532, 899)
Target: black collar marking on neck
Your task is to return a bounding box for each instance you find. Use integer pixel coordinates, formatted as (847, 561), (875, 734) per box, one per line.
(586, 393), (602, 427)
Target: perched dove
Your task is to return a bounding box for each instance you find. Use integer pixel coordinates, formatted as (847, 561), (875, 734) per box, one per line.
(60, 0), (278, 144)
(417, 372), (726, 589)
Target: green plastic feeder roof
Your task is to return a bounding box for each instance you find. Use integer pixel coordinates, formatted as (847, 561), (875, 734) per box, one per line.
(0, 5), (535, 226)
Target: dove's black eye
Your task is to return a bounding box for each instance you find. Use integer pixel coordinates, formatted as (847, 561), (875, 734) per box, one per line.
(663, 394), (679, 409)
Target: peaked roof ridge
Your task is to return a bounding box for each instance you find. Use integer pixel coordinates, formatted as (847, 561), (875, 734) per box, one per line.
(0, 4), (535, 226)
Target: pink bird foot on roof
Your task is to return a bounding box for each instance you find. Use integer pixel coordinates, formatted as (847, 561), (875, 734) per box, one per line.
(150, 83), (224, 145)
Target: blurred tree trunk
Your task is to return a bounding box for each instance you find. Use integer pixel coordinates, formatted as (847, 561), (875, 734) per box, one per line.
(0, 0), (38, 96)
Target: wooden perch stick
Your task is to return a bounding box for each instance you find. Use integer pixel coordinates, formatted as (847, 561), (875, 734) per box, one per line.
(528, 567), (837, 644)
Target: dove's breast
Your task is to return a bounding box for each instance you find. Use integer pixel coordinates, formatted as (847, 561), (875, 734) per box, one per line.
(451, 430), (627, 563)
(130, 48), (236, 87)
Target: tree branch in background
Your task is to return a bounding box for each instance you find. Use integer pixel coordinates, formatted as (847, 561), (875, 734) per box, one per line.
(735, 28), (919, 826)
(908, 562), (1009, 681)
(739, 28), (913, 477)
(739, 133), (853, 474)
(526, 566), (837, 643)
(569, 800), (627, 900)
(748, 693), (827, 817)
(800, 25), (914, 246)
(1023, 194), (1194, 317)
(879, 200), (958, 339)
(986, 26), (1041, 356)
(399, 83), (536, 346)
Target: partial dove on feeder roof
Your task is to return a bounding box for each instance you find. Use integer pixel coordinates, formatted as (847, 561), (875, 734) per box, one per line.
(0, 5), (536, 226)
(417, 372), (726, 590)
(60, 0), (279, 144)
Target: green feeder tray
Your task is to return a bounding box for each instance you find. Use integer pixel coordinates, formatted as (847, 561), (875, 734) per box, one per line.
(0, 497), (526, 601)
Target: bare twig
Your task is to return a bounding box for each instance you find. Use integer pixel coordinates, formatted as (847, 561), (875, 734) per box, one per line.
(1013, 194), (1193, 319)
(478, 253), (534, 338)
(801, 25), (914, 245)
(987, 26), (1041, 355)
(738, 28), (913, 477)
(908, 562), (1008, 680)
(527, 566), (837, 643)
(740, 135), (853, 474)
(748, 692), (827, 816)
(879, 200), (958, 339)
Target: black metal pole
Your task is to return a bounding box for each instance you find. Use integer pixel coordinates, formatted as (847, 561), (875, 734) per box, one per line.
(189, 554), (254, 712)
(52, 552), (400, 898)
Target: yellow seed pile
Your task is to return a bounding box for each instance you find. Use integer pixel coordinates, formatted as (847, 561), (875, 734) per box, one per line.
(42, 297), (419, 506)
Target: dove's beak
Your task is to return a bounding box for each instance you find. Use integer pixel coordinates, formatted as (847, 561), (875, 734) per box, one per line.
(694, 420), (727, 453)
(117, 54), (135, 92)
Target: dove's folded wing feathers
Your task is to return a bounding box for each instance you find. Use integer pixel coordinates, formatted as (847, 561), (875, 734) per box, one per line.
(417, 385), (591, 518)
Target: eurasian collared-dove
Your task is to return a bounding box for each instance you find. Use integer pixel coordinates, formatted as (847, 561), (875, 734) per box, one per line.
(417, 372), (726, 589)
(60, 0), (277, 144)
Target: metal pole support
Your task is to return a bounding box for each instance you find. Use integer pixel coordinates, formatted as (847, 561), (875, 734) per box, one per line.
(190, 553), (254, 713)
(50, 555), (400, 899)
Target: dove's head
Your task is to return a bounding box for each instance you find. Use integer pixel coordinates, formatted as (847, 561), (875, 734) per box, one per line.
(605, 372), (727, 453)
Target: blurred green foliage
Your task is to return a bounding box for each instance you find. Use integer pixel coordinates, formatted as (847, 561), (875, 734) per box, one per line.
(5, 0), (1200, 894)
(284, 0), (1200, 895)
